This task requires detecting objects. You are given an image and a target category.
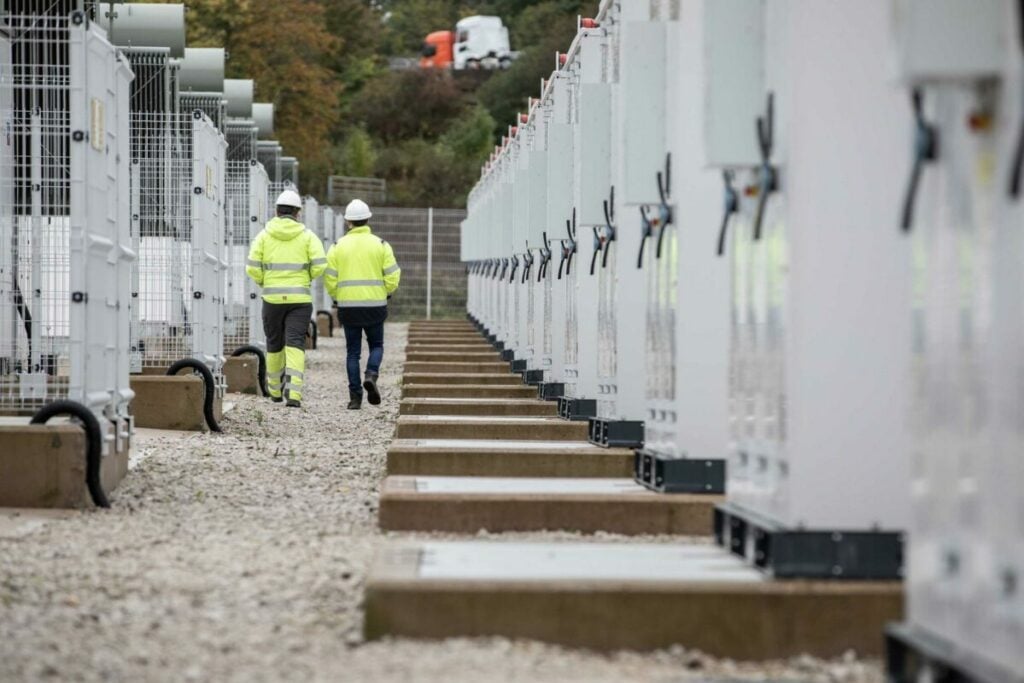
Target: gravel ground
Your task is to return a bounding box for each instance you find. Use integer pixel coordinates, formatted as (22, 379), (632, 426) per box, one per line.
(0, 322), (883, 682)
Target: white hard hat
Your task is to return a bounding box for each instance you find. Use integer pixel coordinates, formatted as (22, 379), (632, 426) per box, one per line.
(275, 189), (303, 209)
(344, 199), (372, 221)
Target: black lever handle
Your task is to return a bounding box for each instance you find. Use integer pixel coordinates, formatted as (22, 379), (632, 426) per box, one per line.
(1009, 0), (1024, 199)
(655, 153), (672, 259)
(601, 187), (615, 269)
(589, 226), (601, 276)
(637, 207), (652, 269)
(901, 89), (938, 232)
(717, 170), (739, 257)
(508, 255), (519, 283)
(752, 92), (777, 241)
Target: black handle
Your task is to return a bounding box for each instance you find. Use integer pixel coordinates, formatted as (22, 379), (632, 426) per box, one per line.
(655, 153), (673, 258)
(589, 227), (601, 275)
(901, 89), (938, 232)
(637, 207), (652, 269)
(752, 92), (777, 241)
(717, 171), (739, 257)
(1010, 1), (1024, 198)
(602, 232), (612, 269)
(655, 219), (668, 259)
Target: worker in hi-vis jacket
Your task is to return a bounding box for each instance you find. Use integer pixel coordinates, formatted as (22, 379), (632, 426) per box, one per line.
(245, 189), (327, 408)
(324, 199), (401, 410)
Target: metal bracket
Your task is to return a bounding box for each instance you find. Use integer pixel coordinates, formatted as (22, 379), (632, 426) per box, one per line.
(537, 381), (564, 401)
(522, 369), (544, 385)
(511, 359), (528, 372)
(588, 418), (644, 448)
(634, 450), (725, 494)
(713, 502), (904, 579)
(557, 396), (597, 421)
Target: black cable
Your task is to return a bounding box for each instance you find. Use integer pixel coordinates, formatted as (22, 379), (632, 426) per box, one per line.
(637, 207), (652, 269)
(31, 400), (109, 508)
(1009, 0), (1024, 199)
(166, 359), (222, 433)
(230, 345), (269, 397)
(752, 93), (777, 241)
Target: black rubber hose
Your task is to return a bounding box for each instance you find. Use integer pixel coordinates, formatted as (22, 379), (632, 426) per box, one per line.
(230, 345), (269, 396)
(316, 310), (334, 337)
(166, 359), (222, 433)
(31, 400), (109, 508)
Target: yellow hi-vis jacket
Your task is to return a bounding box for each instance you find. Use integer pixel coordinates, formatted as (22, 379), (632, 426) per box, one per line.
(324, 226), (400, 308)
(246, 217), (327, 304)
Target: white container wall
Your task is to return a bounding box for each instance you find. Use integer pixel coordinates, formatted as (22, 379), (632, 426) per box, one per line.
(887, 0), (1024, 679)
(0, 10), (135, 449)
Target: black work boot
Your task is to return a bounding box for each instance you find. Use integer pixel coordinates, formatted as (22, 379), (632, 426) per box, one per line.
(363, 371), (381, 406)
(286, 398), (301, 408)
(347, 391), (362, 410)
(271, 396), (283, 403)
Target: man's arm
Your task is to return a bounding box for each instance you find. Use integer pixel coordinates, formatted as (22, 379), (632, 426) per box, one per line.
(245, 232), (264, 286)
(308, 232), (328, 280)
(324, 244), (340, 300)
(382, 241), (401, 294)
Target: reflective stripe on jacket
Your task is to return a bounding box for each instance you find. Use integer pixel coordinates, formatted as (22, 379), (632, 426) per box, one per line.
(325, 225), (401, 307)
(246, 217), (327, 304)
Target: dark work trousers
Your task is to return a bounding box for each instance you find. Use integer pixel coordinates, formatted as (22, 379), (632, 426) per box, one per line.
(262, 301), (312, 400)
(342, 322), (384, 396)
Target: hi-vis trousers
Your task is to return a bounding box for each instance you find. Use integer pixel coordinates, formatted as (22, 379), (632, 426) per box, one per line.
(262, 301), (312, 401)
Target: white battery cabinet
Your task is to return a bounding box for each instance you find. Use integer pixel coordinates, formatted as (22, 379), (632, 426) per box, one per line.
(635, 1), (731, 495)
(715, 0), (912, 580)
(570, 27), (611, 414)
(886, 1), (1024, 679)
(619, 21), (666, 207)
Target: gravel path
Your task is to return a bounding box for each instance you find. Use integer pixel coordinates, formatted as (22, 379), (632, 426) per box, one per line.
(0, 322), (883, 682)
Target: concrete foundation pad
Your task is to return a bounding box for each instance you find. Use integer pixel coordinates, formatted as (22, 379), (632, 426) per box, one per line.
(316, 316), (334, 339)
(387, 438), (634, 477)
(364, 541), (903, 658)
(405, 356), (505, 366)
(224, 356), (261, 395)
(404, 362), (510, 374)
(0, 424), (130, 508)
(395, 416), (589, 440)
(402, 384), (539, 399)
(130, 376), (222, 431)
(378, 476), (720, 534)
(399, 398), (556, 417)
(402, 373), (522, 386)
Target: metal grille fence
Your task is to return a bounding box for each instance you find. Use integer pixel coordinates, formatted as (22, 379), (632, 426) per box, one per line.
(0, 7), (133, 424)
(223, 159), (269, 352)
(333, 207), (466, 321)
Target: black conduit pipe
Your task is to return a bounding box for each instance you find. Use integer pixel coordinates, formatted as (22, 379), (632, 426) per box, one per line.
(315, 310), (334, 338)
(166, 359), (222, 433)
(31, 400), (109, 508)
(230, 345), (269, 397)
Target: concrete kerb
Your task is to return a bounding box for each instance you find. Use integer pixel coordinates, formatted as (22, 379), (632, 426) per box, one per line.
(401, 384), (539, 399)
(394, 416), (588, 441)
(404, 362), (511, 374)
(399, 399), (556, 417)
(378, 476), (720, 535)
(386, 439), (634, 478)
(224, 356), (261, 395)
(401, 373), (523, 386)
(130, 375), (222, 431)
(0, 423), (130, 508)
(363, 541), (903, 658)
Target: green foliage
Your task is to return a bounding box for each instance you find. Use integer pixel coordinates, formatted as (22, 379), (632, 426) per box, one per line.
(153, 0), (597, 206)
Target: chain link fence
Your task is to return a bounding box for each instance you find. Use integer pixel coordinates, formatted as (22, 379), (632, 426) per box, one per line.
(332, 207), (466, 321)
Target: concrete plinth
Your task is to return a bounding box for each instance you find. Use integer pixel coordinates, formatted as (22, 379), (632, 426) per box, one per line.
(378, 476), (720, 534)
(0, 424), (130, 508)
(364, 542), (903, 658)
(224, 356), (260, 395)
(386, 439), (634, 477)
(317, 316), (333, 339)
(395, 416), (588, 441)
(406, 344), (497, 354)
(130, 376), (222, 431)
(404, 362), (510, 374)
(405, 352), (503, 363)
(402, 373), (522, 386)
(402, 385), (539, 399)
(399, 399), (556, 417)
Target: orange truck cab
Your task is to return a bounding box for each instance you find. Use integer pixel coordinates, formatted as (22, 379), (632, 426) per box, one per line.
(420, 31), (454, 68)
